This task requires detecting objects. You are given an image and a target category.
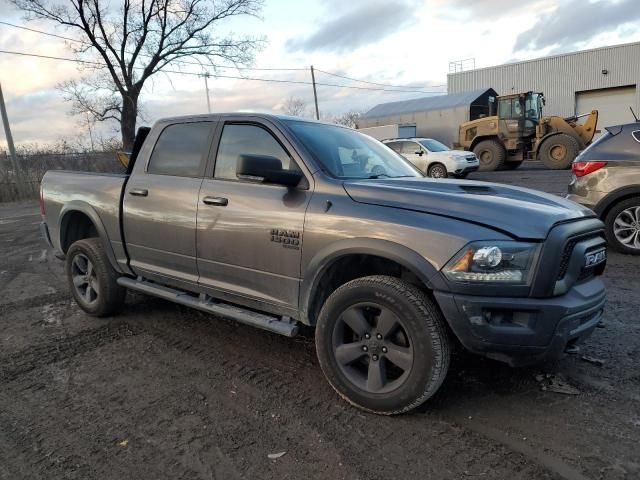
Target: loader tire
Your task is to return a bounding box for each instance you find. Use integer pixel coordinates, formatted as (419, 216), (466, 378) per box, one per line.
(473, 140), (506, 172)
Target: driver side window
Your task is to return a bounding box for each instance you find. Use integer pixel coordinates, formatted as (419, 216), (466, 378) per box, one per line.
(214, 124), (297, 181)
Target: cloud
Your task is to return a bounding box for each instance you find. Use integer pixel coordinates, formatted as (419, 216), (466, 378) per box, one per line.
(286, 1), (418, 53)
(434, 0), (550, 20)
(514, 0), (640, 52)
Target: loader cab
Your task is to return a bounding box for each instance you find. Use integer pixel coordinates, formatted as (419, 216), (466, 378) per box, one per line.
(497, 92), (543, 140)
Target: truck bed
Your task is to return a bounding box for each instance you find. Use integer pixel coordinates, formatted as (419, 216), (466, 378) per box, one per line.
(41, 170), (129, 271)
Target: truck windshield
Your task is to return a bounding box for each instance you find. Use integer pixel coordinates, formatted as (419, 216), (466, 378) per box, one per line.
(418, 139), (449, 152)
(285, 120), (421, 179)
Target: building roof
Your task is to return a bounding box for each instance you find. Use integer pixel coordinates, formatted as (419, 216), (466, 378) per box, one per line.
(361, 88), (494, 119)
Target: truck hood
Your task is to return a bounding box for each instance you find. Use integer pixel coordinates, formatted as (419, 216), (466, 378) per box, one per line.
(343, 178), (595, 239)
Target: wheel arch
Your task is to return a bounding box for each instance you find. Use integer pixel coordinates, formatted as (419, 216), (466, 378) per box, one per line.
(58, 201), (123, 273)
(299, 238), (442, 326)
(470, 135), (501, 152)
(594, 186), (640, 218)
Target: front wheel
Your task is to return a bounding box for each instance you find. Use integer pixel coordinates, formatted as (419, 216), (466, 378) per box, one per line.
(427, 163), (448, 178)
(66, 238), (126, 316)
(315, 275), (450, 415)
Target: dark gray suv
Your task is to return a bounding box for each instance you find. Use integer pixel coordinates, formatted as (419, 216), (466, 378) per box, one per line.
(567, 122), (640, 254)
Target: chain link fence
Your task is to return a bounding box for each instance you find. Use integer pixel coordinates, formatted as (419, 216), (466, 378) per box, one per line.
(0, 151), (124, 202)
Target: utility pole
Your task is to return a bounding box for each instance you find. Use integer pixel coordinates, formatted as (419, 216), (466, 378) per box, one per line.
(0, 81), (23, 194)
(203, 72), (212, 113)
(310, 65), (319, 120)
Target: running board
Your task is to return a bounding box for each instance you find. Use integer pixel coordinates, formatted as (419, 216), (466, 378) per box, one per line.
(117, 276), (300, 337)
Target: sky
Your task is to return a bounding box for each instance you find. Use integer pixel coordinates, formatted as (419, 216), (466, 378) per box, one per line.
(1, 0), (640, 149)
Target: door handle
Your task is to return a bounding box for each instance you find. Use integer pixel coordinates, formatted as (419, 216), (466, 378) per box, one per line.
(203, 196), (228, 206)
(129, 188), (148, 197)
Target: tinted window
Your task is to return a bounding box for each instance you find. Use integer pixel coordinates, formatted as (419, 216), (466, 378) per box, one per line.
(148, 122), (211, 177)
(214, 124), (293, 180)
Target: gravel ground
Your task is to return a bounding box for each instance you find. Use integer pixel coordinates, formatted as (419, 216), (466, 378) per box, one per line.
(1, 163), (639, 480)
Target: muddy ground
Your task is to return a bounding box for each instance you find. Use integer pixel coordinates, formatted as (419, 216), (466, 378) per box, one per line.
(1, 163), (638, 480)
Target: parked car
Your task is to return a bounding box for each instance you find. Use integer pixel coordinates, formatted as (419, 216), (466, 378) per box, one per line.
(41, 114), (606, 415)
(567, 122), (640, 254)
(383, 138), (479, 178)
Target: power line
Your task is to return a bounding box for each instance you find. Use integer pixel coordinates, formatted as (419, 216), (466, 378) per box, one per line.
(315, 68), (446, 90)
(0, 21), (307, 71)
(0, 49), (446, 94)
(0, 21), (448, 88)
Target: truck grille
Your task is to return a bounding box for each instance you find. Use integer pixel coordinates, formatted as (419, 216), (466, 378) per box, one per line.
(556, 232), (605, 282)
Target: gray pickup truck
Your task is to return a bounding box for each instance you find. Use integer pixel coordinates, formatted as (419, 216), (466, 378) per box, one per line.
(41, 114), (607, 414)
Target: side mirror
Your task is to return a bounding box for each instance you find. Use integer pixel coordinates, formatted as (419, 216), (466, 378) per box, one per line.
(236, 154), (303, 187)
(415, 150), (424, 156)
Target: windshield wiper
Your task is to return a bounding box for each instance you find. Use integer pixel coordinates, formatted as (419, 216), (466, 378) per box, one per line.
(367, 173), (392, 179)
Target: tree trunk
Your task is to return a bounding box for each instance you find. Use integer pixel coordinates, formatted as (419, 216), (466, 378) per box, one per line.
(121, 92), (139, 151)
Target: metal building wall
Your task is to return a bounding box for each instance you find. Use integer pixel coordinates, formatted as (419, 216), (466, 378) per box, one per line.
(447, 42), (640, 118)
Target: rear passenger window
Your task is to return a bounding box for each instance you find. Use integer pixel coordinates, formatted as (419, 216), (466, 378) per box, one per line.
(214, 124), (294, 180)
(148, 122), (212, 177)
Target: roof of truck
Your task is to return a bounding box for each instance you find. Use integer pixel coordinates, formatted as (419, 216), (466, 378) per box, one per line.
(361, 88), (497, 119)
(154, 112), (334, 125)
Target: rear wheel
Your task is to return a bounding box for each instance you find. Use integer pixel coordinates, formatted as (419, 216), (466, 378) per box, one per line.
(539, 134), (579, 170)
(427, 163), (448, 178)
(66, 238), (126, 316)
(604, 197), (640, 254)
(315, 275), (450, 415)
(473, 140), (506, 171)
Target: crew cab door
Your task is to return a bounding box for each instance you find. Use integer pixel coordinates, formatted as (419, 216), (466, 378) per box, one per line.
(196, 118), (312, 311)
(123, 120), (215, 285)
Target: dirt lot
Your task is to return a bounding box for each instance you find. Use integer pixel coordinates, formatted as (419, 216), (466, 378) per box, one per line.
(1, 163), (639, 480)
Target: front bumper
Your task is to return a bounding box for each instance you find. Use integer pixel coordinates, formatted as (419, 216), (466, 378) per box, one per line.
(434, 277), (605, 366)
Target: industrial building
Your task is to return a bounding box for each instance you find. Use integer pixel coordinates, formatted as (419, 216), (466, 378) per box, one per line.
(359, 42), (640, 141)
(448, 41), (640, 131)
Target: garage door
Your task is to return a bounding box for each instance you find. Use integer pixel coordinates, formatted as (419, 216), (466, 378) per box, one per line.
(576, 86), (637, 134)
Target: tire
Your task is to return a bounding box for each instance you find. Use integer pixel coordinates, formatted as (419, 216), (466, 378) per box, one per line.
(427, 163), (448, 178)
(315, 275), (450, 415)
(473, 140), (506, 171)
(539, 134), (579, 170)
(503, 161), (523, 170)
(604, 197), (640, 255)
(66, 238), (126, 316)
(371, 165), (387, 176)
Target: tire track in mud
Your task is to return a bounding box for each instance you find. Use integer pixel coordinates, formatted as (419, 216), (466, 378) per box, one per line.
(130, 313), (564, 480)
(0, 321), (136, 383)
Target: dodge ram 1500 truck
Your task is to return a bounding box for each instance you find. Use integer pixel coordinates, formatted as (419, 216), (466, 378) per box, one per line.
(40, 114), (607, 414)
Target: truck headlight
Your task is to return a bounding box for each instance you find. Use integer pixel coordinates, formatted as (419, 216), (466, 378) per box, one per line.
(443, 241), (540, 285)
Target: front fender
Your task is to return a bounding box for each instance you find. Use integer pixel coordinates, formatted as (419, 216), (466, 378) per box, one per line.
(58, 201), (123, 274)
(299, 237), (445, 325)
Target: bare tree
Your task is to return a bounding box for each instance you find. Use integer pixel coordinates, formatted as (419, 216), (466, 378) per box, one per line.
(12, 0), (264, 149)
(332, 110), (361, 129)
(282, 96), (308, 118)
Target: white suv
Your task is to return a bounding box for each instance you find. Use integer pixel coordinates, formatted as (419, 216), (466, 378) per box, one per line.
(384, 138), (480, 178)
